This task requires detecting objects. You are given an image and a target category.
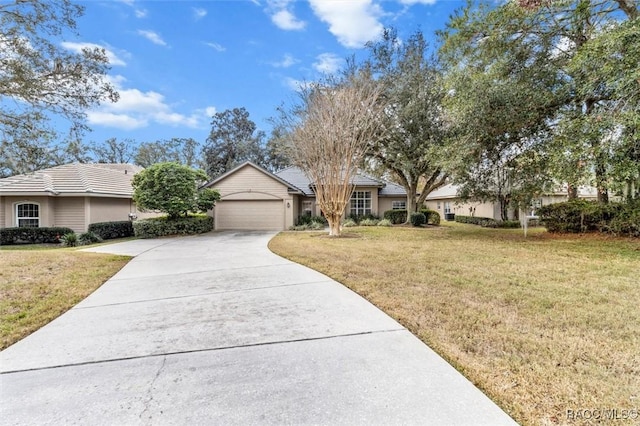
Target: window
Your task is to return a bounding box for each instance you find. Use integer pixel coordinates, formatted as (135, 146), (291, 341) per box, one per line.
(16, 203), (40, 228)
(437, 202), (441, 210)
(350, 191), (372, 216)
(302, 201), (313, 217)
(392, 201), (406, 210)
(444, 202), (451, 214)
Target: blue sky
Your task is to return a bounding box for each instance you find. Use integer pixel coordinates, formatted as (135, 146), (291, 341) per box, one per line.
(69, 0), (465, 146)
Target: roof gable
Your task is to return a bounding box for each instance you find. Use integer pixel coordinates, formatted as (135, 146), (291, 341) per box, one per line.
(203, 162), (304, 194)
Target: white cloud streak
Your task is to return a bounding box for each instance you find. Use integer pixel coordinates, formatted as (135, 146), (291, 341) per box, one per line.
(271, 53), (298, 68)
(313, 53), (343, 74)
(308, 0), (383, 48)
(193, 7), (207, 20)
(204, 42), (226, 52)
(267, 0), (306, 31)
(61, 42), (127, 67)
(137, 30), (167, 46)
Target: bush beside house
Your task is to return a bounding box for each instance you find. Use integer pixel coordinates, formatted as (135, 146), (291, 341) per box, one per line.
(0, 227), (74, 245)
(133, 215), (214, 238)
(539, 200), (640, 237)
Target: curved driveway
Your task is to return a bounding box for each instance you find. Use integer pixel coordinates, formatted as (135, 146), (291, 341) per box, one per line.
(1, 231), (516, 425)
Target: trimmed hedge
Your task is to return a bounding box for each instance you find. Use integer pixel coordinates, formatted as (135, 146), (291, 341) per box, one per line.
(455, 215), (521, 228)
(0, 227), (74, 245)
(295, 215), (328, 226)
(347, 213), (380, 224)
(88, 221), (134, 240)
(410, 212), (426, 227)
(383, 209), (440, 225)
(538, 200), (639, 237)
(133, 215), (213, 238)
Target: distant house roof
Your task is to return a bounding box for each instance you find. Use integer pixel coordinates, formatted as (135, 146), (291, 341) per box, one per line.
(274, 166), (406, 197)
(0, 163), (143, 197)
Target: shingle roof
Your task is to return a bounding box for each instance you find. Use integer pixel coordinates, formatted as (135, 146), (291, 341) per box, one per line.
(274, 166), (406, 197)
(0, 163), (142, 197)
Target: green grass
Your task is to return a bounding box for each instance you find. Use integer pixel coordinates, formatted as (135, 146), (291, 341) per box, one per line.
(269, 223), (640, 426)
(0, 248), (130, 350)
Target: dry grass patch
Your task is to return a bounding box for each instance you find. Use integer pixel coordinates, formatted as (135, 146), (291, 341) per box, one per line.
(0, 249), (130, 350)
(269, 224), (640, 426)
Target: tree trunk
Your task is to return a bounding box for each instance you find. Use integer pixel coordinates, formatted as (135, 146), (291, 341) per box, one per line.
(595, 159), (609, 203)
(567, 183), (578, 200)
(406, 187), (418, 223)
(327, 213), (342, 237)
(499, 195), (510, 221)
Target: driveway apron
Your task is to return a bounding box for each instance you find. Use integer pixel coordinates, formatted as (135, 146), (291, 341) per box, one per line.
(0, 231), (517, 425)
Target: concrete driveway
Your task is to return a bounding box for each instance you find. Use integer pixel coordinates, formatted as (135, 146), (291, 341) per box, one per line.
(0, 231), (517, 425)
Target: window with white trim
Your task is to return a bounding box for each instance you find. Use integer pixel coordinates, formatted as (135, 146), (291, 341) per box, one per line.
(444, 202), (452, 214)
(16, 203), (40, 228)
(350, 191), (372, 216)
(436, 201), (441, 210)
(391, 200), (406, 210)
(302, 201), (313, 216)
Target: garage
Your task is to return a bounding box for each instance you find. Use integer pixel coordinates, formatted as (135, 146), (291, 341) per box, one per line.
(215, 200), (285, 230)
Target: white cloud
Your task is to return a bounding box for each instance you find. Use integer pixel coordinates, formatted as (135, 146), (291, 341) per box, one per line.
(205, 106), (217, 117)
(271, 53), (298, 68)
(61, 42), (127, 67)
(134, 9), (147, 18)
(137, 30), (167, 46)
(204, 42), (226, 52)
(313, 53), (343, 74)
(399, 0), (437, 4)
(308, 0), (383, 48)
(283, 77), (314, 91)
(193, 7), (207, 20)
(271, 9), (306, 30)
(87, 75), (208, 130)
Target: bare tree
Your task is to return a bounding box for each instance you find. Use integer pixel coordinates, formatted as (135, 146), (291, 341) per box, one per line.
(281, 76), (385, 236)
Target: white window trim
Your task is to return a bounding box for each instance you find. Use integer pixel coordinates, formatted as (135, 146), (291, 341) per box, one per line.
(15, 202), (41, 228)
(392, 201), (406, 210)
(350, 191), (372, 216)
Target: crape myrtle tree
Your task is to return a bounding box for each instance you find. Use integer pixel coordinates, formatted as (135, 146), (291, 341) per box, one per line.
(132, 162), (220, 219)
(279, 73), (386, 237)
(439, 0), (639, 204)
(0, 0), (118, 176)
(363, 29), (450, 219)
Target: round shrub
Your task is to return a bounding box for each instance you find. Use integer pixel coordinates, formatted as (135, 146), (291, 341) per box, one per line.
(377, 219), (392, 227)
(342, 218), (357, 227)
(60, 232), (78, 247)
(410, 212), (426, 227)
(78, 231), (103, 245)
(359, 218), (379, 226)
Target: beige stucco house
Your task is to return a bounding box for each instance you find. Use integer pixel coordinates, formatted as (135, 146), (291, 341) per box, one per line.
(425, 183), (599, 220)
(0, 163), (152, 234)
(203, 162), (407, 231)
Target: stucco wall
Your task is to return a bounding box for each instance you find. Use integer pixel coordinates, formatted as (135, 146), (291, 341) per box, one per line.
(54, 197), (85, 233)
(0, 196), (55, 228)
(379, 197), (406, 215)
(89, 197), (133, 224)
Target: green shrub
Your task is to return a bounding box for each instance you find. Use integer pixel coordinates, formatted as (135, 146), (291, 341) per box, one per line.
(359, 218), (379, 226)
(420, 209), (441, 225)
(347, 213), (380, 224)
(133, 215), (213, 238)
(88, 221), (134, 240)
(342, 218), (358, 227)
(78, 231), (103, 245)
(455, 215), (520, 228)
(60, 232), (78, 247)
(295, 215), (328, 226)
(377, 218), (393, 227)
(383, 209), (407, 224)
(0, 227), (74, 245)
(539, 200), (639, 236)
(410, 212), (426, 227)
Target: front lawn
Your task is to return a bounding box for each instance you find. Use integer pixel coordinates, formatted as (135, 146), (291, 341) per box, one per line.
(269, 224), (640, 426)
(0, 248), (130, 350)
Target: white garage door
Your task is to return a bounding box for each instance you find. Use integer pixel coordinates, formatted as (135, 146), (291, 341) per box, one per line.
(216, 200), (285, 230)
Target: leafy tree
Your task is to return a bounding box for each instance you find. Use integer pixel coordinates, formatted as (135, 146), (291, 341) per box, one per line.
(363, 29), (450, 219)
(440, 0), (639, 205)
(278, 74), (386, 236)
(132, 162), (220, 219)
(203, 108), (268, 177)
(0, 0), (118, 143)
(135, 138), (202, 169)
(91, 138), (137, 164)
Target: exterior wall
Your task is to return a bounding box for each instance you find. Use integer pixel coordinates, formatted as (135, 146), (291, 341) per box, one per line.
(89, 197), (134, 224)
(0, 196), (55, 228)
(54, 197), (85, 233)
(0, 196), (4, 228)
(379, 197), (407, 215)
(426, 198), (498, 220)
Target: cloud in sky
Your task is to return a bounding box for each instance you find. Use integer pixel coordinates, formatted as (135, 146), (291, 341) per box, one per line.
(137, 30), (167, 46)
(399, 0), (437, 4)
(308, 0), (383, 48)
(313, 53), (343, 74)
(61, 42), (127, 67)
(193, 7), (207, 20)
(87, 76), (208, 130)
(204, 42), (226, 52)
(271, 53), (298, 68)
(134, 9), (147, 18)
(267, 0), (305, 30)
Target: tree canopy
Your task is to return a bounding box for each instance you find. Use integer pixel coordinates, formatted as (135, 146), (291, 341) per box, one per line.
(132, 163), (219, 219)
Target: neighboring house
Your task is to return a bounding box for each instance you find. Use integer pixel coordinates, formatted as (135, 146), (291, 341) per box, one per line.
(424, 183), (599, 220)
(203, 162), (407, 231)
(0, 163), (154, 234)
